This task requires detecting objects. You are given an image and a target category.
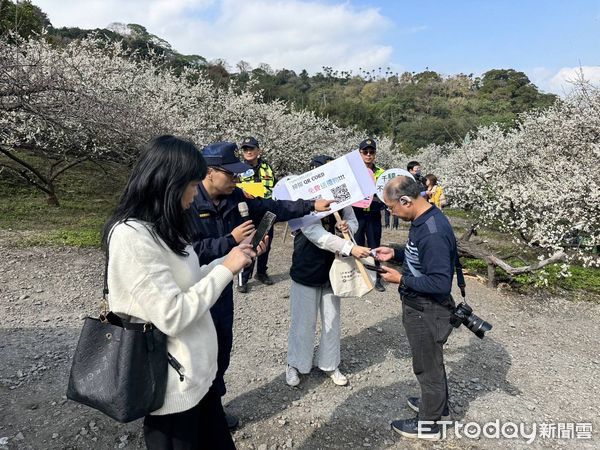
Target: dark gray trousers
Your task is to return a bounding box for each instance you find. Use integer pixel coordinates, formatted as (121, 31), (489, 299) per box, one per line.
(402, 295), (455, 421)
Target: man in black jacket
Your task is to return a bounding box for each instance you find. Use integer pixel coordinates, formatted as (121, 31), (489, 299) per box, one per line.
(191, 141), (333, 428)
(407, 160), (428, 197)
(374, 175), (456, 441)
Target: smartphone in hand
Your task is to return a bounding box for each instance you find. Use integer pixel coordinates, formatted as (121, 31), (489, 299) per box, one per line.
(251, 211), (276, 251)
(362, 263), (387, 273)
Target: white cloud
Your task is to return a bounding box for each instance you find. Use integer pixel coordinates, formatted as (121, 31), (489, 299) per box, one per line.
(34, 0), (394, 74)
(529, 66), (600, 96)
(35, 0), (214, 30)
(399, 25), (427, 34)
(547, 66), (600, 95)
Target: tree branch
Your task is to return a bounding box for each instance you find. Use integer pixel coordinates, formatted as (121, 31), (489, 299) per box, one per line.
(456, 220), (568, 286)
(89, 159), (110, 176)
(50, 156), (89, 181)
(0, 146), (50, 188)
(486, 251), (566, 275)
(0, 162), (52, 195)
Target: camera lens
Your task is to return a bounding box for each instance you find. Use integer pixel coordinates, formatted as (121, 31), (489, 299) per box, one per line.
(465, 313), (493, 339)
(452, 302), (493, 339)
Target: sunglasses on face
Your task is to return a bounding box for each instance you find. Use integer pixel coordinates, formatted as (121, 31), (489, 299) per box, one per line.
(361, 149), (376, 155)
(241, 147), (258, 153)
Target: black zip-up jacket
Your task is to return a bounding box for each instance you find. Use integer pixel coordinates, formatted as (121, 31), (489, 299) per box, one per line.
(190, 184), (315, 265)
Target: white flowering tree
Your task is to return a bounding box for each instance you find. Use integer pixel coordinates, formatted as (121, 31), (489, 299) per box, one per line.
(1, 34), (403, 205)
(0, 35), (169, 204)
(415, 80), (600, 280)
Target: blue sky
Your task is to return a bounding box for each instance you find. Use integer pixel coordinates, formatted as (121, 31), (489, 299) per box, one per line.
(372, 0), (599, 75)
(35, 0), (600, 94)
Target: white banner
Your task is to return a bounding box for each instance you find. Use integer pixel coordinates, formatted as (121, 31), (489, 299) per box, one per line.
(273, 151), (376, 230)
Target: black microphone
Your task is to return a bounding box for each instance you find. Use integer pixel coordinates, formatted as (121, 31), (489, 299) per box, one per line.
(237, 202), (250, 287)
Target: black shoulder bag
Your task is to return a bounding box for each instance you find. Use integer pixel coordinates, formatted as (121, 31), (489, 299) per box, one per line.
(66, 241), (168, 423)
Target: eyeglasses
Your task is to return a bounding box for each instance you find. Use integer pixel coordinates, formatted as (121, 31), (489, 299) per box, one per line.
(211, 167), (239, 179)
(360, 149), (376, 155)
(241, 147), (258, 153)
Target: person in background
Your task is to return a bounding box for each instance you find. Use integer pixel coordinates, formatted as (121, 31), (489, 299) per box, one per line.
(425, 174), (447, 209)
(238, 136), (277, 288)
(286, 154), (371, 388)
(103, 135), (264, 449)
(407, 161), (428, 198)
(190, 141), (335, 429)
(385, 205), (400, 230)
(353, 138), (386, 292)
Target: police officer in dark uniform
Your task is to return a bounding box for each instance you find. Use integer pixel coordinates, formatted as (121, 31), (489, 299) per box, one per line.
(353, 138), (386, 292)
(238, 136), (277, 291)
(191, 142), (334, 429)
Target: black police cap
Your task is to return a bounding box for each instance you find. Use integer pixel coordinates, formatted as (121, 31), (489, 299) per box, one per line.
(240, 136), (259, 149)
(359, 138), (377, 151)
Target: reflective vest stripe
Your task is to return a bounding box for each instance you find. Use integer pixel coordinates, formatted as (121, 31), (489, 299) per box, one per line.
(240, 161), (275, 198)
(364, 165), (385, 211)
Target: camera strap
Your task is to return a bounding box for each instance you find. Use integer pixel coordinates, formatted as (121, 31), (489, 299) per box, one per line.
(455, 254), (466, 299)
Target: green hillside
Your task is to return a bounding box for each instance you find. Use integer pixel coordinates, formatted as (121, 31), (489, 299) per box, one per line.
(1, 0), (557, 154)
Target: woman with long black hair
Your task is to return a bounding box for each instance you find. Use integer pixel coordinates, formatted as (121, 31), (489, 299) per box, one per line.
(103, 135), (259, 449)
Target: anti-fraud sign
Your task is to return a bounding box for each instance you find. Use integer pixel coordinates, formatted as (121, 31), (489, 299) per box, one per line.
(375, 168), (414, 197)
(273, 151), (376, 230)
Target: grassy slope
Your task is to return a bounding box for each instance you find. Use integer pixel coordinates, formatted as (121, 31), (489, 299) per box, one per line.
(0, 155), (127, 247)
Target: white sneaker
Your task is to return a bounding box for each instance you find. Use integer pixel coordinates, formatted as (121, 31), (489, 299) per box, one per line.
(286, 365), (300, 387)
(327, 368), (348, 386)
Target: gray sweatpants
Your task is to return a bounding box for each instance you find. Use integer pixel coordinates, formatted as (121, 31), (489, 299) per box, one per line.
(287, 281), (341, 374)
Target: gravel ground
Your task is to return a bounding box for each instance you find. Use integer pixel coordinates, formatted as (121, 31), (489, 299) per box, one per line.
(1, 223), (599, 449)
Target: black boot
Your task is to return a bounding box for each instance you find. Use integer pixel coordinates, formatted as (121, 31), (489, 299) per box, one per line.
(254, 272), (274, 285)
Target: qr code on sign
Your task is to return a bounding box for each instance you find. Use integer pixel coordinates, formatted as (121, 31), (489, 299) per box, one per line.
(331, 183), (351, 202)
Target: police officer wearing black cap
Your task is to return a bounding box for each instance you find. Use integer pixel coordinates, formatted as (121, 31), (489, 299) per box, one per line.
(238, 136), (277, 290)
(353, 138), (386, 292)
(191, 141), (334, 429)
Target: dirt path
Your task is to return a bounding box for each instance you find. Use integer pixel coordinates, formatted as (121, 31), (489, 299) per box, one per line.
(1, 224), (599, 449)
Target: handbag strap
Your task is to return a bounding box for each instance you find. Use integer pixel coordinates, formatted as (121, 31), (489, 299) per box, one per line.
(103, 244), (109, 299)
(103, 311), (155, 332)
(333, 211), (373, 289)
(101, 227), (113, 315)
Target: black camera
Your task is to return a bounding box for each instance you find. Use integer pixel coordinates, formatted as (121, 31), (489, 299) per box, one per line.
(452, 302), (492, 339)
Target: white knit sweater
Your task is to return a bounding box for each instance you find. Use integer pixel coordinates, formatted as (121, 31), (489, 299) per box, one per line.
(107, 220), (234, 415)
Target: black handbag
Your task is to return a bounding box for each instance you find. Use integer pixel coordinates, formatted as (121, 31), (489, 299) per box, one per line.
(66, 243), (169, 423)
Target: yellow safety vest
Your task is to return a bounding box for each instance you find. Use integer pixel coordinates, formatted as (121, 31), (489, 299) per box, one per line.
(240, 159), (275, 199)
(364, 165), (385, 211)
